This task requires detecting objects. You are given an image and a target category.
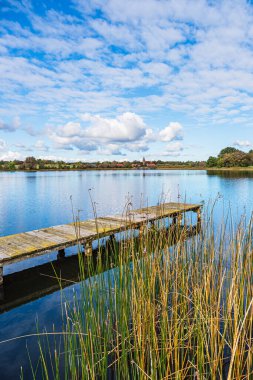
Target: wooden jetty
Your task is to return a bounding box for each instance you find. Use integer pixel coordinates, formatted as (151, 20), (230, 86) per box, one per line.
(0, 226), (199, 313)
(0, 202), (202, 285)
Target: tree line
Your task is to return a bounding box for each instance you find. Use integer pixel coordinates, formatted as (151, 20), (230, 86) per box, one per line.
(0, 156), (205, 171)
(1, 149), (252, 171)
(206, 147), (253, 168)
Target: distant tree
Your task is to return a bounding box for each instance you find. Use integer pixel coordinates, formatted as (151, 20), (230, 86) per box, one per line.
(206, 156), (218, 167)
(7, 161), (16, 171)
(247, 151), (253, 165)
(219, 151), (251, 167)
(25, 156), (37, 163)
(24, 156), (37, 170)
(218, 147), (239, 157)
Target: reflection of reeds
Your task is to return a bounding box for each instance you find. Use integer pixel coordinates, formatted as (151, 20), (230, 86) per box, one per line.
(29, 205), (252, 379)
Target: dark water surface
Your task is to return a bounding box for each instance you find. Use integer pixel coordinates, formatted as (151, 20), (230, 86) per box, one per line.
(0, 169), (253, 379)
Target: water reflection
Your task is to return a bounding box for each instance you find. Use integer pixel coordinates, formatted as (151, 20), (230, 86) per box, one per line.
(1, 170), (253, 378)
(0, 226), (198, 315)
(207, 169), (253, 178)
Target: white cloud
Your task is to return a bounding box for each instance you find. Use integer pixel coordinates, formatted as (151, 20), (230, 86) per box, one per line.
(49, 112), (184, 155)
(50, 112), (150, 152)
(0, 151), (22, 160)
(2, 0), (253, 160)
(155, 141), (184, 157)
(80, 112), (147, 142)
(233, 140), (252, 148)
(34, 140), (49, 151)
(166, 141), (183, 153)
(59, 122), (82, 137)
(159, 122), (183, 142)
(0, 116), (20, 132)
(153, 141), (184, 157)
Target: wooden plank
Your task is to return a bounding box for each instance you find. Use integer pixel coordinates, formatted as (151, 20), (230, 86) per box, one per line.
(26, 230), (67, 244)
(0, 202), (202, 264)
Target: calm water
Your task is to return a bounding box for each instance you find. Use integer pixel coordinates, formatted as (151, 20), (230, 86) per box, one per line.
(0, 169), (253, 379)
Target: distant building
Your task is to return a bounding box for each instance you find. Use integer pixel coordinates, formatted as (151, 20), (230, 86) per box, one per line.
(142, 157), (146, 166)
(147, 162), (156, 168)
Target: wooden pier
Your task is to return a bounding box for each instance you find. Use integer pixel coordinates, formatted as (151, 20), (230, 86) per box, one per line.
(0, 202), (202, 284)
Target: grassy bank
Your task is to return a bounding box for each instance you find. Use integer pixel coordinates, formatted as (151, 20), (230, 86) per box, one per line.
(207, 166), (253, 171)
(27, 210), (252, 379)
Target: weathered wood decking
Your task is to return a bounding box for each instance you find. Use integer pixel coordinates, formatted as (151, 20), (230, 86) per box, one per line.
(0, 202), (202, 284)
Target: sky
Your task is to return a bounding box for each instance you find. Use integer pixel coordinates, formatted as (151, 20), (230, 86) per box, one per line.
(0, 0), (253, 162)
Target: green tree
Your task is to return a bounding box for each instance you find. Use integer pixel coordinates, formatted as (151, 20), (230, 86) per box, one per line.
(218, 147), (239, 157)
(206, 156), (218, 167)
(7, 161), (16, 171)
(219, 151), (251, 167)
(24, 156), (37, 170)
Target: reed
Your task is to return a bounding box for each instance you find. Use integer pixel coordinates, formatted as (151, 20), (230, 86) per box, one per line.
(29, 206), (253, 379)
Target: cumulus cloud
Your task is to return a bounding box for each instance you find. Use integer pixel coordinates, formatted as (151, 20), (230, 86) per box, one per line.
(51, 112), (150, 150)
(4, 0), (253, 159)
(159, 122), (183, 142)
(0, 151), (22, 160)
(233, 140), (252, 148)
(55, 112), (148, 144)
(80, 112), (147, 142)
(2, 0), (253, 129)
(48, 112), (184, 155)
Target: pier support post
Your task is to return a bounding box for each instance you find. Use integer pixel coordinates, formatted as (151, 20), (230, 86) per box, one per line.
(172, 214), (182, 227)
(172, 215), (178, 227)
(197, 207), (202, 230)
(57, 249), (65, 259)
(85, 240), (93, 256)
(0, 265), (3, 286)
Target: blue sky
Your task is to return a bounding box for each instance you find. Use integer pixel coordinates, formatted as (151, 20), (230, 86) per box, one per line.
(0, 0), (253, 162)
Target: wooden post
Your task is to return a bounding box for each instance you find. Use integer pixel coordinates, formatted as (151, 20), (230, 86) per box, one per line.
(172, 216), (176, 225)
(85, 240), (93, 256)
(57, 249), (65, 259)
(0, 265), (3, 286)
(197, 207), (202, 229)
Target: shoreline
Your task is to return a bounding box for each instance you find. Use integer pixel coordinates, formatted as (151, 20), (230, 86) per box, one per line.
(206, 166), (253, 171)
(0, 167), (206, 172)
(1, 166), (253, 172)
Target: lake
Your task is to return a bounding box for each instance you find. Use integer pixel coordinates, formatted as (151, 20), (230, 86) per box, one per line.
(0, 169), (253, 379)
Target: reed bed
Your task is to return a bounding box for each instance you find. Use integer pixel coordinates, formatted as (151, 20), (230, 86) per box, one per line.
(30, 207), (252, 379)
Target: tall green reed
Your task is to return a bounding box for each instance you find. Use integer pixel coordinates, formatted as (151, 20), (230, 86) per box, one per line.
(30, 205), (252, 379)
